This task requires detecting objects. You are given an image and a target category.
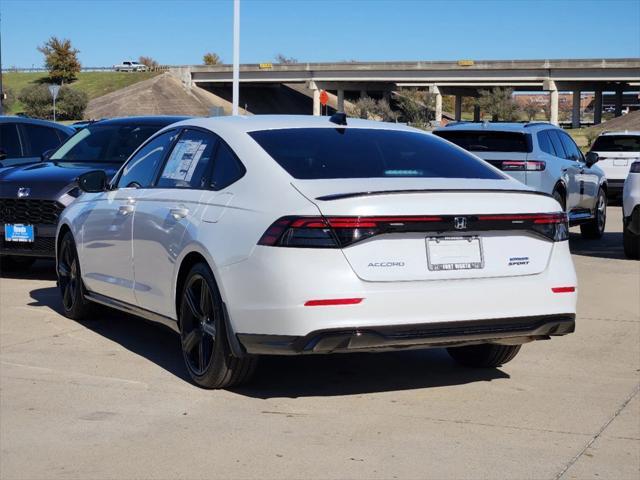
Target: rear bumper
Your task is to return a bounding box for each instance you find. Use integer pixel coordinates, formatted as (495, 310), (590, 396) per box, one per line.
(606, 179), (624, 196)
(238, 313), (576, 355)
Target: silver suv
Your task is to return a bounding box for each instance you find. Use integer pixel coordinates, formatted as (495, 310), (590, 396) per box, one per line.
(434, 122), (608, 239)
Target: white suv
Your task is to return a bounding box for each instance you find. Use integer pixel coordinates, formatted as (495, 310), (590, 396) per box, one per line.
(57, 115), (577, 389)
(623, 161), (640, 258)
(589, 131), (640, 199)
(435, 122), (608, 239)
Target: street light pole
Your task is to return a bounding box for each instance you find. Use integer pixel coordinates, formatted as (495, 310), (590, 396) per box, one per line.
(232, 0), (240, 116)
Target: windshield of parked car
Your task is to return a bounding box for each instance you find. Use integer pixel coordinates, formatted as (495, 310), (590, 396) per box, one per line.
(433, 130), (531, 153)
(50, 124), (162, 163)
(591, 135), (640, 152)
(249, 128), (504, 180)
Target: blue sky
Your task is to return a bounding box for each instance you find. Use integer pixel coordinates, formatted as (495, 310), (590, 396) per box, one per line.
(2, 0), (639, 67)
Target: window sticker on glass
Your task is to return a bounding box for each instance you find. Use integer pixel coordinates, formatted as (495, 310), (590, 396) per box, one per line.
(162, 139), (207, 182)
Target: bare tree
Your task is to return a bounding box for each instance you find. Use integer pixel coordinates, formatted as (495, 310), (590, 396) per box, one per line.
(138, 56), (159, 69)
(347, 96), (378, 119)
(274, 53), (298, 64)
(395, 88), (434, 128)
(203, 52), (221, 65)
(476, 87), (520, 121)
(522, 98), (540, 121)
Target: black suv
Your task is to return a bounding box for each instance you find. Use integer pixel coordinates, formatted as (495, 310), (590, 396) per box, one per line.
(0, 116), (188, 270)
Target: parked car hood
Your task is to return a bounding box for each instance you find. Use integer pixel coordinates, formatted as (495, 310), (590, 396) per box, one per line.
(0, 161), (120, 200)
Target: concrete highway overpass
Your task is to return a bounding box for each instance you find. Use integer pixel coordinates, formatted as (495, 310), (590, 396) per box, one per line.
(174, 58), (640, 126)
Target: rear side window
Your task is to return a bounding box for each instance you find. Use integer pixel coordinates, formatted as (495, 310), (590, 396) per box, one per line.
(558, 132), (582, 161)
(0, 124), (23, 157)
(23, 125), (63, 156)
(591, 135), (640, 152)
(117, 130), (178, 188)
(547, 131), (567, 159)
(537, 131), (556, 156)
(210, 141), (245, 190)
(434, 130), (531, 153)
(158, 130), (217, 189)
(249, 128), (504, 180)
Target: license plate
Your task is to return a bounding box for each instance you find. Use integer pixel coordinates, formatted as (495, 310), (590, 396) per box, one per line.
(426, 236), (483, 271)
(4, 224), (35, 243)
(613, 159), (628, 167)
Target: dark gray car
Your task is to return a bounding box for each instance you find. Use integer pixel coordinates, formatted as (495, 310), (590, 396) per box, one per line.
(0, 116), (74, 169)
(0, 116), (188, 270)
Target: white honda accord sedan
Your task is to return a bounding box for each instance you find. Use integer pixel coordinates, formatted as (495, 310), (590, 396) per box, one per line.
(56, 114), (577, 388)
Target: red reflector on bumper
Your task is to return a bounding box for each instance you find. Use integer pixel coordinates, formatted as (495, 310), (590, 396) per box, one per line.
(552, 287), (575, 293)
(304, 298), (364, 307)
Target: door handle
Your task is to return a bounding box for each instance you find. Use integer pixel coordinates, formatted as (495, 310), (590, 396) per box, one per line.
(118, 204), (134, 215)
(170, 206), (189, 220)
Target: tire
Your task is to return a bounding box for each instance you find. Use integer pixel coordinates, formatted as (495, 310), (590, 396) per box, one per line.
(552, 187), (566, 211)
(580, 188), (607, 239)
(623, 227), (640, 259)
(57, 232), (93, 320)
(179, 263), (256, 389)
(0, 255), (36, 272)
(447, 344), (522, 368)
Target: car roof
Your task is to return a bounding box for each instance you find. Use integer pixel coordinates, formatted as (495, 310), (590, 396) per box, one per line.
(435, 121), (555, 133)
(90, 116), (191, 127)
(600, 130), (640, 136)
(165, 114), (420, 135)
(0, 115), (74, 133)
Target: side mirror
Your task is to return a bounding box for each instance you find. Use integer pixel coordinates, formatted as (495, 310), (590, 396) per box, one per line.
(78, 170), (107, 193)
(41, 149), (55, 161)
(585, 151), (599, 167)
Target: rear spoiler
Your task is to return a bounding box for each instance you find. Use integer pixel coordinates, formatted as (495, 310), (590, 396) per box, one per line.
(316, 189), (553, 202)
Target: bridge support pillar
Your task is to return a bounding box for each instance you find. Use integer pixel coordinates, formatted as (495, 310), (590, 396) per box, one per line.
(614, 88), (623, 117)
(310, 81), (321, 116)
(433, 86), (442, 125)
(548, 82), (559, 125)
(454, 95), (462, 121)
(473, 105), (480, 122)
(594, 90), (602, 125)
(337, 89), (345, 112)
(572, 90), (581, 128)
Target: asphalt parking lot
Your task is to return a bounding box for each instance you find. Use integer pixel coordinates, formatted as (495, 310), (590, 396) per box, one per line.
(0, 206), (638, 480)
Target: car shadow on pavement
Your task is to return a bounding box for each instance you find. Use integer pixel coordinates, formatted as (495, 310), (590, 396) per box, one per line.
(0, 259), (57, 281)
(29, 286), (510, 396)
(569, 232), (625, 260)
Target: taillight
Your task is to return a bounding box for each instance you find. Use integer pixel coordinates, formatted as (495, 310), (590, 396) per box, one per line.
(258, 212), (569, 248)
(630, 161), (640, 173)
(498, 160), (546, 171)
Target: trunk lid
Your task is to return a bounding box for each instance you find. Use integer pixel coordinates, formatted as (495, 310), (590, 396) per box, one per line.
(293, 178), (559, 282)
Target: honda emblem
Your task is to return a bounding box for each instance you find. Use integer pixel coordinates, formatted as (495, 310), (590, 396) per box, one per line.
(17, 187), (31, 198)
(454, 217), (467, 230)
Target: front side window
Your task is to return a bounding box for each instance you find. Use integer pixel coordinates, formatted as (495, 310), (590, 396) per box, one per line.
(250, 128), (504, 180)
(51, 124), (162, 163)
(0, 124), (23, 158)
(157, 130), (217, 189)
(591, 135), (640, 152)
(558, 132), (582, 161)
(117, 130), (178, 189)
(24, 125), (62, 155)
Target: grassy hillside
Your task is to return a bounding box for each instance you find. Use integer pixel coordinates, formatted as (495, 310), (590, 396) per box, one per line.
(3, 71), (160, 114)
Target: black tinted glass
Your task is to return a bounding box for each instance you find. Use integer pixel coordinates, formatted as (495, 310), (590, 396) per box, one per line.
(24, 125), (62, 155)
(537, 131), (556, 156)
(592, 135), (640, 152)
(0, 124), (23, 157)
(118, 130), (178, 188)
(158, 130), (216, 189)
(50, 124), (161, 163)
(250, 128), (503, 180)
(211, 142), (245, 190)
(547, 131), (567, 159)
(558, 132), (582, 161)
(434, 130), (531, 153)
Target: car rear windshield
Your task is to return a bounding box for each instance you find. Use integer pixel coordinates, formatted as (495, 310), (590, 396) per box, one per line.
(591, 135), (640, 152)
(433, 130), (532, 153)
(248, 128), (504, 180)
(50, 124), (162, 163)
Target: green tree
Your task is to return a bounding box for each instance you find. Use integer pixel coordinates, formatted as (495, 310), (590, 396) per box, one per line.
(138, 56), (159, 69)
(396, 88), (434, 128)
(203, 52), (221, 65)
(476, 87), (520, 121)
(19, 84), (88, 120)
(37, 37), (81, 84)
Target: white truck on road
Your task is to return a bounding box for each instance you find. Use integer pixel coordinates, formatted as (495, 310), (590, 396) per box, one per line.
(113, 61), (147, 72)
